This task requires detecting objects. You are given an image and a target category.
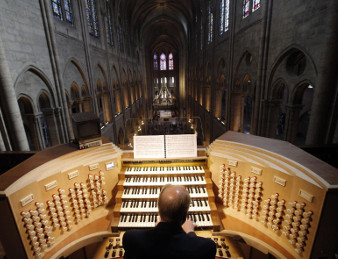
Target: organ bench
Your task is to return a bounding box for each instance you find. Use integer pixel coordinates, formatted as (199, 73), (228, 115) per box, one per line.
(0, 131), (337, 259)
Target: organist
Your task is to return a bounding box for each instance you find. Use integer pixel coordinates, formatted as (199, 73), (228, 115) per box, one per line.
(123, 184), (216, 259)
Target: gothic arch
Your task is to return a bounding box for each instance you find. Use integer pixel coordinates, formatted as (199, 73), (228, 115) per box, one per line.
(68, 59), (89, 88)
(70, 83), (80, 101)
(291, 79), (315, 105)
(14, 65), (55, 96)
(122, 68), (127, 83)
(97, 63), (108, 87)
(112, 65), (120, 84)
(14, 66), (56, 108)
(270, 78), (289, 100)
(17, 94), (36, 114)
(63, 59), (89, 117)
(38, 91), (52, 110)
(267, 46), (317, 144)
(233, 50), (257, 91)
(81, 85), (89, 97)
(267, 45), (317, 95)
(17, 96), (39, 150)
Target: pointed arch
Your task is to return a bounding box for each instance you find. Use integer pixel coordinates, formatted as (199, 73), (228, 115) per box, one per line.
(18, 96), (39, 150)
(67, 59), (89, 88)
(98, 64), (108, 85)
(267, 45), (318, 93)
(14, 65), (56, 108)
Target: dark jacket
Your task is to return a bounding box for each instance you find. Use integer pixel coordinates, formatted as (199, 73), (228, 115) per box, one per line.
(123, 222), (216, 259)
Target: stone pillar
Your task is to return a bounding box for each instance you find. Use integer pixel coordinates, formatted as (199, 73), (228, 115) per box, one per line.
(0, 36), (29, 151)
(285, 104), (303, 144)
(0, 127), (5, 151)
(230, 92), (244, 132)
(305, 2), (338, 145)
(35, 114), (46, 149)
(78, 101), (83, 113)
(264, 100), (282, 138)
(42, 108), (60, 146)
(255, 0), (273, 135)
(0, 107), (11, 150)
(54, 107), (66, 144)
(39, 0), (71, 142)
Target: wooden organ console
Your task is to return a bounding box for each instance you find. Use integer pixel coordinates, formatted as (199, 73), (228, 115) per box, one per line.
(0, 131), (337, 259)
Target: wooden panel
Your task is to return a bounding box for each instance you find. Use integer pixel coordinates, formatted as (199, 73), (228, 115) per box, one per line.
(0, 143), (122, 259)
(207, 132), (338, 259)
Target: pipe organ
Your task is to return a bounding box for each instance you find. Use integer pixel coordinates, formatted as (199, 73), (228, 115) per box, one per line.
(0, 131), (337, 259)
(113, 164), (219, 231)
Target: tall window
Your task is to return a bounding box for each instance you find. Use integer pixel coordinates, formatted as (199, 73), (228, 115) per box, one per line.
(86, 0), (99, 37)
(105, 3), (114, 47)
(51, 0), (73, 23)
(243, 0), (250, 18)
(117, 9), (124, 52)
(208, 2), (213, 44)
(154, 53), (158, 70)
(252, 0), (261, 12)
(168, 53), (174, 70)
(160, 53), (167, 71)
(64, 0), (73, 23)
(52, 0), (62, 20)
(220, 0), (229, 35)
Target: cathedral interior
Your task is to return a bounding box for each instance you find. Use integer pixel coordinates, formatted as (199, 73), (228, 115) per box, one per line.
(0, 0), (338, 259)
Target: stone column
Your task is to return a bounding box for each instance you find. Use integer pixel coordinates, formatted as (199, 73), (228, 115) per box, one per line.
(255, 0), (274, 135)
(0, 127), (5, 151)
(306, 1), (338, 145)
(264, 99), (281, 138)
(230, 92), (244, 132)
(0, 107), (11, 150)
(54, 107), (66, 143)
(39, 0), (71, 142)
(0, 36), (29, 151)
(35, 114), (46, 150)
(285, 104), (303, 144)
(42, 108), (60, 146)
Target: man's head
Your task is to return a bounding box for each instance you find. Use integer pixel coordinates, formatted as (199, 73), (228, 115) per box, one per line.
(158, 184), (191, 225)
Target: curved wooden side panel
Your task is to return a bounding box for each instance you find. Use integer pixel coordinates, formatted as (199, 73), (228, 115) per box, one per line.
(208, 132), (338, 259)
(0, 143), (122, 259)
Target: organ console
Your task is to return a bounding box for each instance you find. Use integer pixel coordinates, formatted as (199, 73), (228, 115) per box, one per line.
(112, 163), (218, 231)
(0, 131), (337, 259)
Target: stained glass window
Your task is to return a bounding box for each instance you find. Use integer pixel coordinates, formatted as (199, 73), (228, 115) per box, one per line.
(208, 2), (213, 44)
(52, 0), (63, 20)
(64, 0), (73, 23)
(243, 0), (250, 18)
(252, 0), (260, 12)
(154, 53), (158, 70)
(168, 53), (174, 70)
(91, 0), (99, 37)
(160, 53), (167, 71)
(220, 0), (229, 35)
(105, 3), (114, 47)
(86, 0), (99, 37)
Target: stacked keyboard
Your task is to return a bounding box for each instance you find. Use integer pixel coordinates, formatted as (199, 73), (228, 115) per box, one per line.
(114, 164), (217, 230)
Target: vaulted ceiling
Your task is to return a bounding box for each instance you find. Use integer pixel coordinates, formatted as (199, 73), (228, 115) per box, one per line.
(120, 0), (197, 52)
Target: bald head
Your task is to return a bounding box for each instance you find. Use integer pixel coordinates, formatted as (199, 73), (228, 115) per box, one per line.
(158, 184), (191, 224)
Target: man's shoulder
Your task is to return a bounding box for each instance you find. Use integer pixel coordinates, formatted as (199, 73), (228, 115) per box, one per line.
(186, 233), (216, 247)
(123, 229), (148, 239)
